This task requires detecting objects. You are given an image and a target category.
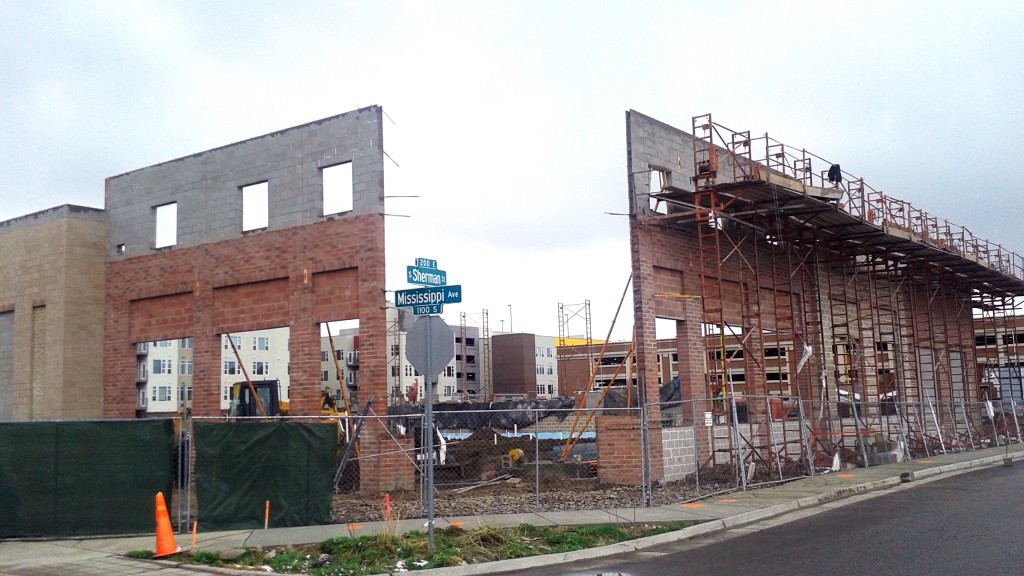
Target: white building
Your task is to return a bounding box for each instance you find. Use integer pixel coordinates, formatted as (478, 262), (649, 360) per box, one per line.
(137, 309), (490, 415)
(137, 327), (291, 415)
(219, 327), (291, 411)
(534, 335), (558, 398)
(136, 337), (194, 414)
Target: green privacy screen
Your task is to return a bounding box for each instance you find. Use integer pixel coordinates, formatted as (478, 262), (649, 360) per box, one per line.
(194, 421), (336, 530)
(0, 419), (175, 538)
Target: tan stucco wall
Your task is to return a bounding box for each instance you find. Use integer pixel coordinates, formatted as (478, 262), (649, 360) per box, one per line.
(0, 207), (107, 420)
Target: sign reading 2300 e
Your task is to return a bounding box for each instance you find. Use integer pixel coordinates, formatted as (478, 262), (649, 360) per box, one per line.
(394, 285), (462, 307)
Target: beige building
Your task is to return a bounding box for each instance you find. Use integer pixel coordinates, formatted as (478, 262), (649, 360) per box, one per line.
(0, 205), (108, 421)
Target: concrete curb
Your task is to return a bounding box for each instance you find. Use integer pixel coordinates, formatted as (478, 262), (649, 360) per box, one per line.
(405, 454), (1019, 576)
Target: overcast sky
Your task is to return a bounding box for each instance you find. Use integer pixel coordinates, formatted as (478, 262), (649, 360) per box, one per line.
(2, 1), (1022, 341)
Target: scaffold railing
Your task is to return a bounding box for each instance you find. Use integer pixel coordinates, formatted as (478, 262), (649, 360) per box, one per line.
(694, 115), (1024, 285)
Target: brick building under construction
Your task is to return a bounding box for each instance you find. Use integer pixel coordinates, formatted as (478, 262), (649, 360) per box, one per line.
(625, 111), (1024, 479)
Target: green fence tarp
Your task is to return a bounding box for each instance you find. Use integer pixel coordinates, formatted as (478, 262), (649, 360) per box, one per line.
(194, 421), (335, 531)
(0, 419), (175, 538)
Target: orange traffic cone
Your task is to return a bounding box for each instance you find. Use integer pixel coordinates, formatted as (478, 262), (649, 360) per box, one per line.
(154, 491), (181, 558)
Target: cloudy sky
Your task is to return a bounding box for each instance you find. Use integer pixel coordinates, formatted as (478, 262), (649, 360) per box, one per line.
(2, 1), (1022, 341)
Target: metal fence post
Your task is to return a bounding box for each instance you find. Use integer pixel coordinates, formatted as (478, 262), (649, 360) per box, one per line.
(765, 397), (782, 481)
(960, 399), (976, 450)
(926, 397), (946, 454)
(534, 408), (540, 509)
(797, 398), (814, 476)
(640, 382), (653, 507)
(729, 395), (747, 491)
(693, 399), (702, 494)
(1007, 397), (1015, 440)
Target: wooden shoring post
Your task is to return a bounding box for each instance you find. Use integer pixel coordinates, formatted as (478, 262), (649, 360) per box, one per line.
(332, 397), (373, 491)
(559, 274), (632, 461)
(325, 323), (359, 455)
(325, 324), (352, 412)
(561, 343), (635, 462)
(227, 332), (267, 417)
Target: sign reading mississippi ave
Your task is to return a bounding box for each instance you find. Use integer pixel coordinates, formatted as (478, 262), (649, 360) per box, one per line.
(395, 285), (462, 308)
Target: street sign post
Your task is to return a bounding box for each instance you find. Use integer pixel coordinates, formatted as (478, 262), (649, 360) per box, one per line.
(392, 257), (465, 547)
(404, 315), (455, 550)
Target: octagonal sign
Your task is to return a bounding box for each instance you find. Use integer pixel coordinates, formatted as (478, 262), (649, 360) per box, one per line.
(405, 315), (454, 377)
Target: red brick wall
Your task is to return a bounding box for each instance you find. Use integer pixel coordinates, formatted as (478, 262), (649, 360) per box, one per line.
(129, 292), (194, 343)
(313, 269), (359, 321)
(105, 214), (396, 493)
(213, 278), (290, 332)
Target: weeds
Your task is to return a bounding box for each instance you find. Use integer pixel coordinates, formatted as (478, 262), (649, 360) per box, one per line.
(158, 520), (705, 574)
(125, 549), (152, 559)
(189, 550), (222, 565)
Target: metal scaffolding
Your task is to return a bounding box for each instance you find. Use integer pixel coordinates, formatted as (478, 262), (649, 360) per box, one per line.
(459, 309), (491, 398)
(642, 112), (1024, 475)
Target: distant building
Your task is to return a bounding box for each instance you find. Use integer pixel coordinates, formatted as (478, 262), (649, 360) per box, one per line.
(491, 333), (558, 399)
(386, 306), (483, 404)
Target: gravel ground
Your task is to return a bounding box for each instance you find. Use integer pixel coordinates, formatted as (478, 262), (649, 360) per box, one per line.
(331, 477), (734, 524)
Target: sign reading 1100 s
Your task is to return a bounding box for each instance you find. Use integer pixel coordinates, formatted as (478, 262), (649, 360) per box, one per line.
(396, 257), (462, 315)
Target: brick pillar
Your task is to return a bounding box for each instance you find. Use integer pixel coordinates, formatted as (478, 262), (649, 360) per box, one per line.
(288, 263), (320, 416)
(629, 219), (665, 482)
(596, 415), (664, 485)
(102, 286), (133, 418)
(354, 419), (416, 494)
(191, 278), (219, 417)
(354, 215), (392, 494)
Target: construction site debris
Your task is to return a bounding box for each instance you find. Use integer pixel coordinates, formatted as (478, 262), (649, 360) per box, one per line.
(388, 398), (576, 430)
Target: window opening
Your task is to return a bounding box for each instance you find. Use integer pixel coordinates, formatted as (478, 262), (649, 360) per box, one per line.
(322, 162), (353, 215)
(242, 181), (269, 231)
(154, 202), (177, 248)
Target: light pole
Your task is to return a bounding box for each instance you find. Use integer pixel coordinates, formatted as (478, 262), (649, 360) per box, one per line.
(508, 304), (513, 333)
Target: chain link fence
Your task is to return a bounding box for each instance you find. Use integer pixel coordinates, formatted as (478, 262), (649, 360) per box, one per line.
(169, 395), (1023, 531)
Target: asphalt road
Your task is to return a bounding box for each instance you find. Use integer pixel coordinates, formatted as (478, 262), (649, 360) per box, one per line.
(501, 464), (1024, 576)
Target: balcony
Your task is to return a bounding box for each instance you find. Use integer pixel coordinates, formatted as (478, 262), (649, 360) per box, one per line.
(346, 351), (359, 367)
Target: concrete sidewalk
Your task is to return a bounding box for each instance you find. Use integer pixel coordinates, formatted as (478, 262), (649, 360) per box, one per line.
(2, 444), (1021, 575)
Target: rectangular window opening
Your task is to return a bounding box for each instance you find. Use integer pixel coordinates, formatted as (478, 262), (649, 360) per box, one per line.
(154, 202), (177, 248)
(242, 181), (269, 231)
(322, 162), (353, 216)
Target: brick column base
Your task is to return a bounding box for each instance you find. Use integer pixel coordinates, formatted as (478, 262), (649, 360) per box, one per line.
(359, 425), (416, 494)
(596, 415), (664, 486)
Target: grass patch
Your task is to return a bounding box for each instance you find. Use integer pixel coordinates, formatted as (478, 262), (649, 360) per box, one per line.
(189, 550), (222, 566)
(125, 549), (152, 559)
(159, 521), (704, 574)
